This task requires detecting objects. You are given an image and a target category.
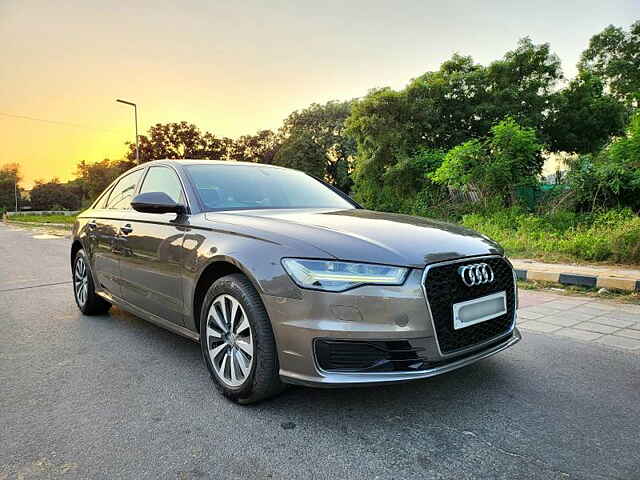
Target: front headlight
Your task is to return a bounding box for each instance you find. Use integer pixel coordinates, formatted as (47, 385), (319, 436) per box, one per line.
(281, 258), (409, 292)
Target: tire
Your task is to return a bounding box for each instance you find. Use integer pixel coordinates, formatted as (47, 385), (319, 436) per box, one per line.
(199, 273), (284, 404)
(72, 249), (111, 315)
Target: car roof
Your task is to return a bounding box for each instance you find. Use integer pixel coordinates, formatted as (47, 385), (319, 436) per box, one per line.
(143, 159), (286, 169)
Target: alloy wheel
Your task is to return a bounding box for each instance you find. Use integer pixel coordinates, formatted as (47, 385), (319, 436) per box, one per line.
(206, 294), (254, 388)
(74, 256), (89, 307)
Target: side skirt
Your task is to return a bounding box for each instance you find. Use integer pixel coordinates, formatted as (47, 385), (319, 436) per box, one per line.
(97, 290), (200, 343)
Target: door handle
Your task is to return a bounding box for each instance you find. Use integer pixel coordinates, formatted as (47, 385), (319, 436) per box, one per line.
(87, 219), (97, 230)
(120, 224), (133, 235)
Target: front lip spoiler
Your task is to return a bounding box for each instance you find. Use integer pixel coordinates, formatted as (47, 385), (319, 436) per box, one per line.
(280, 327), (522, 388)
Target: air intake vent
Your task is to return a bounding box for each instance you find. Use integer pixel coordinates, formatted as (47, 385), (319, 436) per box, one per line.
(315, 339), (431, 372)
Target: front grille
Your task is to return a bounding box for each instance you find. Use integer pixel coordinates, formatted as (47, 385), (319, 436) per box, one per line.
(315, 338), (431, 372)
(423, 256), (515, 354)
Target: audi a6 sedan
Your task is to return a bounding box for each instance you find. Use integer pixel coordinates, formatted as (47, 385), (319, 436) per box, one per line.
(71, 160), (521, 403)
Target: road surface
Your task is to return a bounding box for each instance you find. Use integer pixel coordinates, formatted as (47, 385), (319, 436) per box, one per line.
(1, 223), (638, 479)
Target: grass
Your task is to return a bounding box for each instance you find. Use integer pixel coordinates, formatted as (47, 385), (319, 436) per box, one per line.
(462, 207), (640, 265)
(6, 214), (77, 224)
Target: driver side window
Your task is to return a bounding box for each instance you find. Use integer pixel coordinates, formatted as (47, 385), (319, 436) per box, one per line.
(139, 166), (185, 204)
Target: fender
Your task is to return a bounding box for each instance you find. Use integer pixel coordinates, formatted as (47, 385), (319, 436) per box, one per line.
(180, 226), (324, 331)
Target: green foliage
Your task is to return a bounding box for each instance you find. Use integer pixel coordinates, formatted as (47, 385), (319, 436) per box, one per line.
(127, 121), (233, 162)
(0, 163), (22, 211)
(230, 130), (280, 164)
(462, 207), (640, 263)
(431, 118), (543, 205)
(346, 88), (412, 207)
(545, 72), (628, 154)
(30, 179), (81, 211)
(405, 54), (491, 150)
(377, 149), (447, 214)
(75, 159), (132, 202)
(348, 38), (560, 210)
(579, 21), (640, 107)
(565, 112), (640, 211)
(485, 38), (563, 136)
(277, 100), (355, 191)
(272, 133), (326, 178)
(430, 139), (484, 190)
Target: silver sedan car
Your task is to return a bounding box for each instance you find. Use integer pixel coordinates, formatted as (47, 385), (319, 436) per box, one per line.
(71, 160), (520, 403)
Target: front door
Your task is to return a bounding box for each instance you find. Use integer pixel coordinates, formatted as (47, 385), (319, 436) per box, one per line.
(118, 166), (187, 325)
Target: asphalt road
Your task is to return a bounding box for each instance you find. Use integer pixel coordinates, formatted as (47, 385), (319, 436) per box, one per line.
(1, 223), (639, 480)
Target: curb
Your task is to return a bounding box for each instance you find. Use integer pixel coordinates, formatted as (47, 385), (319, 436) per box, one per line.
(514, 268), (640, 292)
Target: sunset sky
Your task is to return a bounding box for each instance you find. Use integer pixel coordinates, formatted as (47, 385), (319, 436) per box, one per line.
(1, 0), (638, 187)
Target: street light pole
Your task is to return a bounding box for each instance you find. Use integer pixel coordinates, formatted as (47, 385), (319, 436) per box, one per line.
(116, 99), (139, 164)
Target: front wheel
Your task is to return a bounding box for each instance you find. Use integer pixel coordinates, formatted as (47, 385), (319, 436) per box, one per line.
(72, 249), (111, 315)
(199, 273), (283, 404)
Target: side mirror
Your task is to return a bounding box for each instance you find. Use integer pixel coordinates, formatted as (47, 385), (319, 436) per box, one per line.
(131, 192), (186, 215)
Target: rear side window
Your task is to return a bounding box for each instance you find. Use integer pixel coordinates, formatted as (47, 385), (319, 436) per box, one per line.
(139, 166), (185, 204)
(106, 170), (143, 210)
(93, 186), (113, 209)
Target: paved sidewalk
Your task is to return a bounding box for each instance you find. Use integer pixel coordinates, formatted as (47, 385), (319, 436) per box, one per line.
(512, 258), (640, 292)
(518, 290), (640, 351)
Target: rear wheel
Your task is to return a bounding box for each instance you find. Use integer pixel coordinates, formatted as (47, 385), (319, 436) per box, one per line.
(73, 249), (111, 315)
(199, 273), (283, 404)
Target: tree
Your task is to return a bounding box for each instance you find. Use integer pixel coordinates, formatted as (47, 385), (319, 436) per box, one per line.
(277, 100), (355, 192)
(272, 133), (326, 178)
(578, 21), (640, 107)
(30, 179), (80, 211)
(486, 38), (562, 136)
(403, 40), (561, 151)
(230, 130), (280, 164)
(75, 159), (131, 201)
(0, 163), (22, 212)
(545, 72), (628, 154)
(126, 122), (232, 163)
(431, 117), (543, 205)
(378, 149), (446, 214)
(347, 38), (560, 208)
(346, 87), (411, 207)
(405, 54), (493, 151)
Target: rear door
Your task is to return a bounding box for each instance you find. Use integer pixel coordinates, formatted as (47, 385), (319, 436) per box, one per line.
(89, 169), (144, 298)
(118, 166), (187, 325)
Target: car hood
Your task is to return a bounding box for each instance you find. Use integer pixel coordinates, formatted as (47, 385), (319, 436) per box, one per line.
(205, 208), (503, 268)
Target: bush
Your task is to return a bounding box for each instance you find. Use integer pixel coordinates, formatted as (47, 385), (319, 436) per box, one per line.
(30, 180), (80, 211)
(431, 117), (543, 206)
(564, 112), (640, 211)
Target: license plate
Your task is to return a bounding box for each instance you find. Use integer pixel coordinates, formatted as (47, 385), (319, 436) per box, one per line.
(452, 291), (507, 330)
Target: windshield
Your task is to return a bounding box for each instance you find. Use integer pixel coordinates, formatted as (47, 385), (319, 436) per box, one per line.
(185, 164), (355, 211)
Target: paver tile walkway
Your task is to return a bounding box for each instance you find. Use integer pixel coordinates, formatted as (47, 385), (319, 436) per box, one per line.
(518, 290), (640, 351)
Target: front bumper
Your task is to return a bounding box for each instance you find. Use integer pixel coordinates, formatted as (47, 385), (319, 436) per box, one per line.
(262, 268), (521, 387)
(282, 328), (520, 387)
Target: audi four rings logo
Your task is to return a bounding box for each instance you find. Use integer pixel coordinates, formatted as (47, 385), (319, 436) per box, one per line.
(458, 263), (495, 286)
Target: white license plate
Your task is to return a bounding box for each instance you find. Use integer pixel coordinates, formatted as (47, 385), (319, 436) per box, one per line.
(452, 291), (507, 330)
